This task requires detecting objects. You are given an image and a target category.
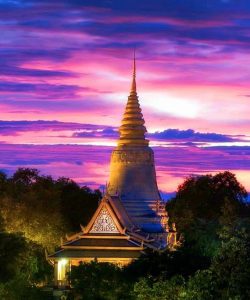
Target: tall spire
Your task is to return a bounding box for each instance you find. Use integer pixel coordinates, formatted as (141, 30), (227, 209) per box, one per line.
(130, 50), (136, 94)
(117, 52), (149, 148)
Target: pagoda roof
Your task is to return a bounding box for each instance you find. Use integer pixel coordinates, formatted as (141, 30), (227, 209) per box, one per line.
(62, 236), (142, 249)
(48, 192), (165, 263)
(108, 195), (134, 229)
(49, 249), (142, 259)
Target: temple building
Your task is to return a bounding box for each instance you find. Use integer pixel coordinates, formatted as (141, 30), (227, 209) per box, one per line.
(48, 56), (176, 287)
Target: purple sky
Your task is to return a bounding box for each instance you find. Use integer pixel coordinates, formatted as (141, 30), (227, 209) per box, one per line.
(0, 0), (249, 194)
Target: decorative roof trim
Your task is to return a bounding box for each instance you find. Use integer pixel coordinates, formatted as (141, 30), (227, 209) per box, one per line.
(79, 235), (129, 240)
(62, 245), (143, 251)
(84, 196), (125, 234)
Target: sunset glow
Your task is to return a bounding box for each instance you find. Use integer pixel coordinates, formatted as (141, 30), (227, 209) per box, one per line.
(0, 0), (249, 195)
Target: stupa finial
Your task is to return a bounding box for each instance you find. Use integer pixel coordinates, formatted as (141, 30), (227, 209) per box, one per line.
(117, 50), (148, 147)
(131, 49), (136, 93)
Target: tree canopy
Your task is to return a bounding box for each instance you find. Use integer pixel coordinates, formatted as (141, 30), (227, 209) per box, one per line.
(0, 169), (249, 299)
(0, 168), (101, 299)
(70, 261), (131, 300)
(0, 168), (101, 249)
(166, 171), (248, 230)
(166, 171), (249, 257)
(0, 224), (52, 299)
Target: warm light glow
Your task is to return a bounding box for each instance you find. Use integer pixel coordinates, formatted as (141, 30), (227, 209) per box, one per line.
(58, 259), (68, 281)
(141, 92), (200, 119)
(59, 259), (68, 266)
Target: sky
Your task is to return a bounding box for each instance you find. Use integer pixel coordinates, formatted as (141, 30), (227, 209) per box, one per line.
(0, 0), (250, 197)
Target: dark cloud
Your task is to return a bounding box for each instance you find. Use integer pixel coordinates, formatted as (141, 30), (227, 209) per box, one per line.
(0, 81), (87, 101)
(1, 0), (250, 50)
(0, 120), (109, 135)
(148, 128), (235, 142)
(0, 64), (77, 78)
(154, 145), (250, 187)
(14, 0), (250, 22)
(73, 127), (242, 142)
(0, 81), (80, 93)
(73, 127), (118, 139)
(1, 95), (117, 113)
(0, 121), (247, 143)
(0, 48), (73, 65)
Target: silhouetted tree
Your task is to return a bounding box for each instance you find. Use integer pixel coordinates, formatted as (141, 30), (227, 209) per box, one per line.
(133, 276), (185, 300)
(0, 168), (100, 249)
(124, 246), (210, 282)
(167, 171), (247, 230)
(0, 229), (52, 299)
(166, 171), (248, 257)
(57, 177), (100, 232)
(70, 261), (130, 300)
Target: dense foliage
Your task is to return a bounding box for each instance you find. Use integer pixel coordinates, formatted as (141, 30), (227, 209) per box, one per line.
(69, 171), (250, 300)
(0, 168), (101, 249)
(70, 261), (131, 300)
(166, 171), (248, 231)
(166, 171), (248, 257)
(0, 224), (52, 299)
(0, 169), (249, 299)
(130, 172), (250, 300)
(0, 168), (101, 299)
(132, 224), (250, 300)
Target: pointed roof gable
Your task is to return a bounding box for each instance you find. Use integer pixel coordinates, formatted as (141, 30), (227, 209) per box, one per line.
(90, 207), (119, 234)
(83, 196), (125, 234)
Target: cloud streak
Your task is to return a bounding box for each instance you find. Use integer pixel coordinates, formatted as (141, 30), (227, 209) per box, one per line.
(0, 120), (247, 144)
(0, 143), (249, 194)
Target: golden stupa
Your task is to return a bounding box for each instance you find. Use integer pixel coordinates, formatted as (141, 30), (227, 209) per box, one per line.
(48, 55), (176, 287)
(108, 54), (164, 233)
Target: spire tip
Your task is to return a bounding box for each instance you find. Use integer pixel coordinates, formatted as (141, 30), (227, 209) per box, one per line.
(131, 49), (136, 93)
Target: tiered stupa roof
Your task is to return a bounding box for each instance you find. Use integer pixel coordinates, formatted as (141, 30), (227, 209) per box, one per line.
(118, 54), (148, 147)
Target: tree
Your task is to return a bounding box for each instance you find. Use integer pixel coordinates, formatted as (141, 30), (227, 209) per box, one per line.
(183, 270), (218, 300)
(133, 224), (250, 300)
(166, 172), (247, 230)
(0, 171), (7, 196)
(12, 168), (40, 186)
(0, 194), (66, 250)
(0, 169), (101, 249)
(70, 261), (131, 300)
(57, 177), (100, 232)
(124, 246), (210, 282)
(0, 231), (52, 283)
(0, 229), (52, 300)
(130, 172), (250, 300)
(211, 225), (250, 299)
(133, 276), (185, 300)
(166, 171), (248, 257)
(0, 276), (47, 300)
